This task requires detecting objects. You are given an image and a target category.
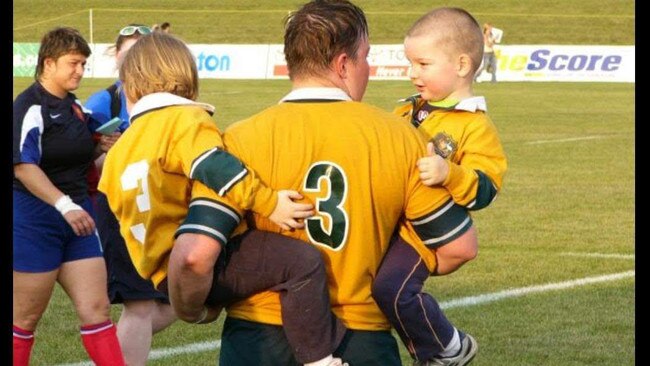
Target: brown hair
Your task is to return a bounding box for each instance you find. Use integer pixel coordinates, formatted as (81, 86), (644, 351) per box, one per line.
(35, 27), (91, 80)
(283, 0), (368, 80)
(407, 7), (484, 74)
(119, 32), (199, 102)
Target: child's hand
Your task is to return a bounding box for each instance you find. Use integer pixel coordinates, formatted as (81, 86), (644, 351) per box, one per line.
(417, 142), (450, 186)
(269, 190), (315, 230)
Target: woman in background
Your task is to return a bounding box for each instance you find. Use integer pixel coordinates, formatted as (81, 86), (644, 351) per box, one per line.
(13, 26), (124, 366)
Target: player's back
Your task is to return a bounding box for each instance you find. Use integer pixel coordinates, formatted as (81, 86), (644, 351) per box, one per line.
(224, 98), (451, 329)
(99, 101), (220, 286)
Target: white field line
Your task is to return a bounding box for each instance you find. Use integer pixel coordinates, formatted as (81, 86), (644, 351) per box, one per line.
(525, 135), (604, 144)
(561, 252), (635, 260)
(440, 270), (634, 309)
(13, 10), (88, 31)
(55, 270), (633, 366)
(56, 341), (221, 366)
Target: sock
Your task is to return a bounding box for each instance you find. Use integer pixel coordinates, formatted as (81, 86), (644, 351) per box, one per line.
(305, 354), (334, 366)
(13, 325), (34, 366)
(439, 328), (460, 357)
(80, 320), (126, 366)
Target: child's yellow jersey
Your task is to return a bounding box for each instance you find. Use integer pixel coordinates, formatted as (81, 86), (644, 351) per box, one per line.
(98, 93), (273, 287)
(394, 94), (507, 271)
(222, 88), (473, 331)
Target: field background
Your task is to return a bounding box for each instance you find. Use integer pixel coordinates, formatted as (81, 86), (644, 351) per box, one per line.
(13, 1), (635, 365)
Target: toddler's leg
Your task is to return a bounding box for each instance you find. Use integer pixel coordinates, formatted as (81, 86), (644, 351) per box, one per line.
(371, 235), (455, 361)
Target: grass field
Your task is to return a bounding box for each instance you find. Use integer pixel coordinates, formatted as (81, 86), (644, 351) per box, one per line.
(13, 0), (635, 365)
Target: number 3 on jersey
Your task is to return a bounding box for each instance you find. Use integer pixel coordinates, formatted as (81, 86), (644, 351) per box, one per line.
(121, 160), (150, 244)
(303, 161), (349, 251)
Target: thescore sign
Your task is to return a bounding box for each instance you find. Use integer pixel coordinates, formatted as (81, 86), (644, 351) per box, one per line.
(13, 43), (634, 82)
(490, 45), (634, 82)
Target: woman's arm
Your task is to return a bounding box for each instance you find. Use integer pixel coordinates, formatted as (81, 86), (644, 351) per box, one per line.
(14, 163), (96, 236)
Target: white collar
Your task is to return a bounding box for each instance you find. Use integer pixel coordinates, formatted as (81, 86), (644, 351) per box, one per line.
(130, 92), (215, 122)
(280, 87), (352, 103)
(454, 96), (487, 112)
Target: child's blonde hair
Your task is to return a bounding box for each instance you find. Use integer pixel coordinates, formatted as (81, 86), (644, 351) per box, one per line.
(119, 32), (198, 102)
(407, 7), (483, 74)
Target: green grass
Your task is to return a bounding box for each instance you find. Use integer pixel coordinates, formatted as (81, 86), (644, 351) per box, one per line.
(13, 0), (634, 45)
(13, 0), (634, 365)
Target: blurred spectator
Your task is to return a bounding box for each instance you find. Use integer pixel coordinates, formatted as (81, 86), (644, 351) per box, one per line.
(160, 22), (171, 33)
(475, 23), (498, 83)
(152, 22), (171, 33)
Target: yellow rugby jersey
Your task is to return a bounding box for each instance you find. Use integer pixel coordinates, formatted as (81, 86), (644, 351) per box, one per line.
(222, 88), (472, 331)
(394, 95), (507, 208)
(394, 94), (507, 271)
(98, 93), (273, 287)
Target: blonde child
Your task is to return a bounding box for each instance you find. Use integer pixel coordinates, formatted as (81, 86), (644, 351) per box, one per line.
(99, 32), (346, 366)
(372, 7), (507, 366)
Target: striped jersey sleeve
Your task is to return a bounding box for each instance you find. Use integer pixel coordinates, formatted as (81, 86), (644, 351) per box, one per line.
(174, 181), (243, 248)
(169, 109), (277, 217)
(408, 198), (473, 249)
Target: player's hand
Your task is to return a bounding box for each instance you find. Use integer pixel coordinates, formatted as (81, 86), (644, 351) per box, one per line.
(269, 190), (315, 230)
(417, 142), (449, 186)
(63, 209), (96, 236)
(99, 132), (121, 153)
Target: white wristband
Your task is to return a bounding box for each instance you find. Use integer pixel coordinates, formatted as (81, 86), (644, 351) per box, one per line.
(54, 195), (82, 216)
(194, 307), (209, 324)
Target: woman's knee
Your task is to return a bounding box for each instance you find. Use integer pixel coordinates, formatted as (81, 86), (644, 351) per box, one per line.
(75, 297), (112, 324)
(14, 313), (43, 331)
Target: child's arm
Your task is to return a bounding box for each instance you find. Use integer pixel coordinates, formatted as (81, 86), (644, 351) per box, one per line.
(172, 112), (313, 229)
(187, 147), (313, 229)
(418, 118), (507, 211)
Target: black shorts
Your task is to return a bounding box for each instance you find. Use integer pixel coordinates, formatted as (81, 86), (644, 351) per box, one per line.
(220, 317), (401, 366)
(95, 192), (169, 304)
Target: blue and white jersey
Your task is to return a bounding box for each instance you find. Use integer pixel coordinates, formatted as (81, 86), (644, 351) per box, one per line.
(13, 82), (96, 202)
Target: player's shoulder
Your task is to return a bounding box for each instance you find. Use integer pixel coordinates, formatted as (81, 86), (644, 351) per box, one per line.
(356, 101), (416, 129)
(153, 104), (217, 131)
(226, 100), (301, 132)
(459, 109), (497, 134)
(166, 103), (213, 118)
(13, 83), (40, 107)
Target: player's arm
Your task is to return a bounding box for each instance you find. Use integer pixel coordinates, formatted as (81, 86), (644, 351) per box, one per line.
(422, 118), (507, 210)
(167, 181), (240, 323)
(168, 232), (221, 324)
(404, 132), (478, 275)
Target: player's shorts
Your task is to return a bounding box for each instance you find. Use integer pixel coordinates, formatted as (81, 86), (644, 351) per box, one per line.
(220, 317), (401, 365)
(13, 189), (103, 272)
(95, 192), (169, 304)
